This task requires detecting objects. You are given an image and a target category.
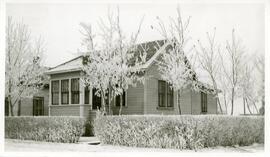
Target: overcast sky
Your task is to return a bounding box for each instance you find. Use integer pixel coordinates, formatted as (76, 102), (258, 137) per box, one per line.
(7, 3), (264, 68)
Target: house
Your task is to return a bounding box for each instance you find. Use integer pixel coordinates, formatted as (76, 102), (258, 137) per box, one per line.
(45, 40), (218, 117)
(5, 85), (49, 116)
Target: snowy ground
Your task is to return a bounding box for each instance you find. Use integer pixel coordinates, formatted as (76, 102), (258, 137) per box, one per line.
(5, 138), (264, 152)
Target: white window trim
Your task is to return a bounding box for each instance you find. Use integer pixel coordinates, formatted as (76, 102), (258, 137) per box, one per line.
(50, 77), (82, 105)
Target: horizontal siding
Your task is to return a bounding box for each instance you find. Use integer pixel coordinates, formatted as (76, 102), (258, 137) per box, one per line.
(111, 83), (144, 115)
(207, 94), (217, 114)
(50, 71), (81, 80)
(20, 98), (33, 116)
(180, 89), (192, 114)
(50, 105), (80, 116)
(191, 91), (201, 114)
(82, 105), (92, 117)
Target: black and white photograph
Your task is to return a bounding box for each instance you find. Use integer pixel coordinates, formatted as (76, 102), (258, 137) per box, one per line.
(0, 0), (268, 155)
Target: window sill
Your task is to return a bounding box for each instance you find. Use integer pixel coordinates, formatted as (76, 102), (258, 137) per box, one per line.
(156, 107), (174, 110)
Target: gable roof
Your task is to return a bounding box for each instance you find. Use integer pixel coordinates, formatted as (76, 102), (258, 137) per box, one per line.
(46, 39), (168, 75)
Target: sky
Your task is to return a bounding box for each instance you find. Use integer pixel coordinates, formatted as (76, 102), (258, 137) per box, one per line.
(6, 2), (265, 114)
(6, 3), (264, 68)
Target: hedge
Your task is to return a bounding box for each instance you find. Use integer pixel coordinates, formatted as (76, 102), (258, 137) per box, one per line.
(5, 116), (85, 143)
(94, 114), (264, 150)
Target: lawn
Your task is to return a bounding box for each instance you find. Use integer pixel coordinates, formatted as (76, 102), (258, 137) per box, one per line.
(5, 138), (264, 152)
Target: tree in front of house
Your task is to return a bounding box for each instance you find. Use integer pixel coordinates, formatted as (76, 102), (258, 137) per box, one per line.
(153, 7), (196, 114)
(80, 7), (146, 115)
(5, 17), (46, 116)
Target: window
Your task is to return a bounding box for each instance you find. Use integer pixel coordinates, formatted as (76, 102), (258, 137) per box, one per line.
(51, 80), (59, 105)
(33, 97), (44, 116)
(201, 92), (207, 113)
(167, 86), (174, 107)
(115, 92), (126, 107)
(61, 79), (69, 104)
(158, 80), (174, 108)
(71, 78), (80, 104)
(92, 88), (101, 110)
(85, 86), (90, 104)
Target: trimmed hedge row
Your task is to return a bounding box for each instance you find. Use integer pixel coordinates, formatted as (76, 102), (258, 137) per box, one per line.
(5, 116), (85, 143)
(94, 114), (264, 150)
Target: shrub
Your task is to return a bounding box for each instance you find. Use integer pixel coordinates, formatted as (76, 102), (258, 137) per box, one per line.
(5, 116), (85, 143)
(94, 115), (264, 150)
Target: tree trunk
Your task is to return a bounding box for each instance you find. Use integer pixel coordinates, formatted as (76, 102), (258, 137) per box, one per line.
(177, 90), (182, 115)
(108, 88), (111, 115)
(230, 88), (235, 115)
(119, 94), (123, 115)
(223, 93), (228, 114)
(245, 98), (252, 114)
(243, 97), (246, 115)
(17, 99), (21, 116)
(8, 95), (14, 116)
(101, 90), (106, 115)
(217, 97), (223, 114)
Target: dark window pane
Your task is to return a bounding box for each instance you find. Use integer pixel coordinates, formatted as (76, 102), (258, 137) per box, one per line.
(61, 80), (69, 104)
(85, 86), (90, 104)
(92, 88), (101, 110)
(158, 80), (166, 107)
(71, 78), (80, 104)
(52, 81), (59, 92)
(51, 80), (59, 105)
(116, 92), (126, 107)
(71, 78), (79, 91)
(33, 97), (44, 116)
(201, 92), (207, 113)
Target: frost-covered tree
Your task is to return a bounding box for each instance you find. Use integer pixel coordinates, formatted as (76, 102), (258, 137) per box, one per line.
(254, 54), (265, 115)
(153, 7), (196, 114)
(240, 62), (258, 114)
(5, 17), (46, 116)
(219, 29), (245, 115)
(196, 28), (224, 113)
(81, 7), (146, 115)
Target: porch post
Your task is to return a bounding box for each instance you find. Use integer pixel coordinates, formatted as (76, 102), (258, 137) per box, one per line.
(90, 87), (93, 110)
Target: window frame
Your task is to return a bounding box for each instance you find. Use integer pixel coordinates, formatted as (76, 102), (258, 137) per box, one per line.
(71, 78), (80, 104)
(61, 79), (69, 104)
(201, 92), (208, 113)
(158, 80), (174, 109)
(33, 96), (44, 116)
(51, 80), (60, 105)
